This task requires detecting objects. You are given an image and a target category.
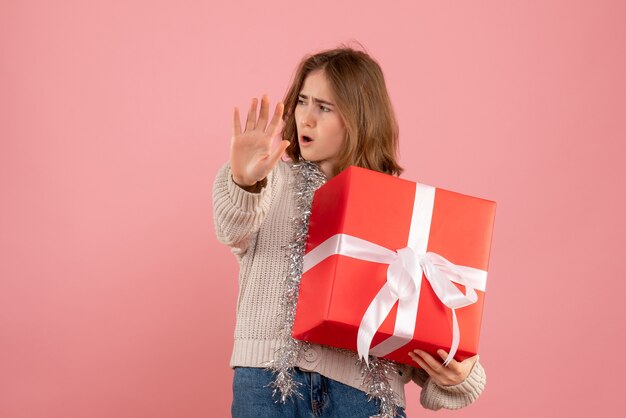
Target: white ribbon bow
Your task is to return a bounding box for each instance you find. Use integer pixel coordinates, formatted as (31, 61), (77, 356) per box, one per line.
(302, 233), (487, 365)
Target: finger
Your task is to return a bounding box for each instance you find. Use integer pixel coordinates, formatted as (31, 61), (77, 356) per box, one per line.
(411, 351), (462, 386)
(408, 352), (437, 376)
(256, 94), (270, 131)
(436, 349), (459, 368)
(245, 97), (258, 132)
(461, 354), (479, 367)
(412, 350), (444, 373)
(232, 106), (242, 137)
(436, 349), (467, 377)
(266, 102), (285, 137)
(265, 140), (290, 168)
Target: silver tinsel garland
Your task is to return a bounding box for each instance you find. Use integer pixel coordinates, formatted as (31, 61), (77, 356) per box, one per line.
(358, 356), (400, 418)
(265, 160), (400, 418)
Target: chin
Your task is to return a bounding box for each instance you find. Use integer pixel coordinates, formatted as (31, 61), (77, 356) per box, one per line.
(299, 151), (314, 162)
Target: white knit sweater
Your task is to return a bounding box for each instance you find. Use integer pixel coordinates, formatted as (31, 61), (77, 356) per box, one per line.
(212, 160), (486, 410)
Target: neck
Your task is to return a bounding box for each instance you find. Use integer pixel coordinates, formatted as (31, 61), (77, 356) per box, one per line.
(318, 161), (334, 180)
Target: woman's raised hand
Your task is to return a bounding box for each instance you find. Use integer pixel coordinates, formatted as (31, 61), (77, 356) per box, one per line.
(230, 95), (290, 188)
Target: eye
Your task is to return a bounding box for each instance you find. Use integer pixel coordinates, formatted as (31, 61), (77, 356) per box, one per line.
(297, 97), (306, 105)
(319, 105), (331, 112)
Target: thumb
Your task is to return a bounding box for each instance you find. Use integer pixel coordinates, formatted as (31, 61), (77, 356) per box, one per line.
(463, 354), (479, 366)
(266, 140), (290, 167)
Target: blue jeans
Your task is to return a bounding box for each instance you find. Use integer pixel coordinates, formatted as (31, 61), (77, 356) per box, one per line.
(232, 367), (406, 418)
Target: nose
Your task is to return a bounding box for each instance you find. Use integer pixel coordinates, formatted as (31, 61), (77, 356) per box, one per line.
(300, 104), (315, 128)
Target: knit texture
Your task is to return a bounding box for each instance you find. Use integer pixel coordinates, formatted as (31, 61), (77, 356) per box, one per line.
(212, 160), (486, 410)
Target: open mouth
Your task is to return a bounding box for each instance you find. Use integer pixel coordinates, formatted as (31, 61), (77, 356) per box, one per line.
(301, 135), (314, 143)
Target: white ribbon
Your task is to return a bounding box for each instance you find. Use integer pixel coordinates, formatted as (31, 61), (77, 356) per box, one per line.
(302, 183), (488, 366)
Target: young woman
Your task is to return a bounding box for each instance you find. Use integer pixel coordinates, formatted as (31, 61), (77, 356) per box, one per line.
(213, 46), (486, 418)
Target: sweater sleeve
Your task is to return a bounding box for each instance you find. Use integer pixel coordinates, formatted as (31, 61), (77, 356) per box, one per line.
(410, 360), (486, 410)
(212, 161), (275, 259)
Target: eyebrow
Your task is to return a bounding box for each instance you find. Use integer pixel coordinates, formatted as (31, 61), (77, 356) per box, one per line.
(298, 94), (335, 107)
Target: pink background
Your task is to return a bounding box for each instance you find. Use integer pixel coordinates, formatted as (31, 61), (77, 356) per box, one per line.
(1, 1), (624, 417)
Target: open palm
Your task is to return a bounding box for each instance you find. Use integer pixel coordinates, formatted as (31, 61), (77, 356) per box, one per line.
(230, 95), (290, 187)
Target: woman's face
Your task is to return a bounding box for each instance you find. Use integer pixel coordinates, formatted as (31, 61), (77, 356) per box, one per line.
(295, 69), (346, 178)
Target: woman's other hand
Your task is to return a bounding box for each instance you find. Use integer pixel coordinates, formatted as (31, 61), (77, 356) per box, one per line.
(408, 349), (478, 386)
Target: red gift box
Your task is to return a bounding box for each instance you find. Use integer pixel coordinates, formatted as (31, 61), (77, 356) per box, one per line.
(292, 166), (496, 366)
